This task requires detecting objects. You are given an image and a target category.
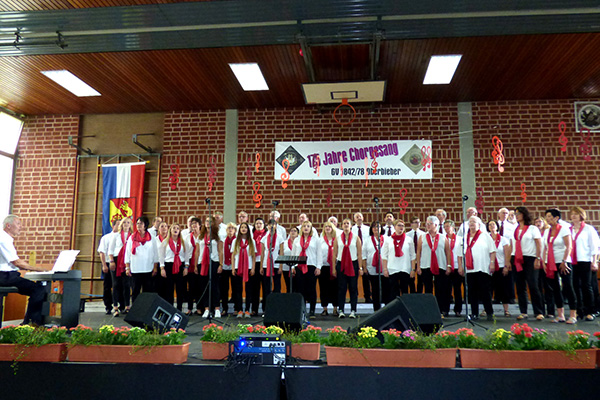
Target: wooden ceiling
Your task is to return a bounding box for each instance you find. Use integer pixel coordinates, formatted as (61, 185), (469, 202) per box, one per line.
(0, 0), (599, 115)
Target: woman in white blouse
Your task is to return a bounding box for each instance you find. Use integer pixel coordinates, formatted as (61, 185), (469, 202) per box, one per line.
(512, 206), (544, 320)
(125, 216), (158, 304)
(197, 217), (224, 319)
(543, 209), (576, 323)
(281, 227), (299, 293)
(231, 222), (256, 318)
(108, 217), (132, 316)
(487, 220), (512, 317)
(260, 219), (286, 312)
(457, 216), (495, 320)
(380, 219), (415, 304)
(219, 223), (237, 317)
(292, 220), (322, 318)
(569, 206), (600, 321)
(158, 223), (189, 310)
(319, 222), (338, 316)
(332, 218), (363, 319)
(362, 222), (387, 311)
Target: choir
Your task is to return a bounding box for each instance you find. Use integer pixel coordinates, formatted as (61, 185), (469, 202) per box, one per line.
(97, 206), (600, 322)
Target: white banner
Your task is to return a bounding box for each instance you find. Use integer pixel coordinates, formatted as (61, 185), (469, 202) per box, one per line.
(274, 140), (432, 180)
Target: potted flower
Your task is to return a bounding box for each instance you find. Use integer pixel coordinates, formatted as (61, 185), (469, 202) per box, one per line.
(459, 324), (597, 369)
(323, 326), (457, 368)
(67, 325), (189, 364)
(283, 325), (322, 361)
(0, 325), (68, 363)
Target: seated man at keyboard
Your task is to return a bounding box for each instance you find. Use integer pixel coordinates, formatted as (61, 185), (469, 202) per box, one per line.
(0, 215), (48, 325)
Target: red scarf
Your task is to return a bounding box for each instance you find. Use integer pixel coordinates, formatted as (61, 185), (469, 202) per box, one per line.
(426, 233), (440, 275)
(546, 225), (562, 278)
(200, 235), (211, 276)
(447, 233), (456, 271)
(158, 234), (165, 242)
(391, 233), (405, 257)
(224, 236), (235, 265)
(514, 226), (527, 272)
(371, 235), (384, 272)
(116, 231), (130, 277)
(571, 223), (585, 265)
(238, 239), (250, 282)
(253, 229), (267, 258)
(493, 233), (502, 270)
(297, 235), (312, 274)
(340, 232), (355, 276)
(131, 230), (151, 255)
(168, 237), (182, 274)
(287, 238), (293, 251)
(265, 232), (278, 277)
(465, 230), (481, 271)
(189, 234), (198, 273)
(323, 235), (335, 279)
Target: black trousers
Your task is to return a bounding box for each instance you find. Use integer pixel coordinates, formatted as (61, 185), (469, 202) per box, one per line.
(296, 265), (317, 312)
(572, 261), (594, 316)
(361, 272), (372, 301)
(219, 269), (233, 313)
(514, 256), (544, 315)
(449, 269), (464, 314)
(367, 274), (383, 311)
(131, 272), (154, 304)
(319, 265), (338, 308)
(559, 265), (577, 312)
(466, 272), (493, 316)
(591, 269), (600, 313)
(248, 264), (262, 313)
(336, 261), (359, 313)
(198, 261), (220, 311)
(420, 268), (434, 294)
(0, 271), (46, 325)
(110, 270), (131, 311)
(433, 270), (451, 314)
(385, 271), (411, 302)
(492, 268), (512, 304)
(543, 265), (574, 313)
(158, 262), (186, 310)
(102, 268), (113, 311)
(231, 273), (244, 312)
(186, 272), (199, 310)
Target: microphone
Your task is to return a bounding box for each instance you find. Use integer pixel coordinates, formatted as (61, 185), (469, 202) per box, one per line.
(462, 195), (469, 201)
(373, 197), (379, 204)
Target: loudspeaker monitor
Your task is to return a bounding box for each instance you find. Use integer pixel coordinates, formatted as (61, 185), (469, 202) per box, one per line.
(124, 292), (189, 333)
(399, 293), (443, 334)
(263, 293), (305, 332)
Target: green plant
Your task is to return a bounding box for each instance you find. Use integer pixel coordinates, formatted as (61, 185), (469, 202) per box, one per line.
(0, 325), (68, 346)
(69, 325), (186, 346)
(322, 326), (355, 348)
(200, 323), (237, 343)
(510, 323), (548, 350)
(355, 327), (381, 349)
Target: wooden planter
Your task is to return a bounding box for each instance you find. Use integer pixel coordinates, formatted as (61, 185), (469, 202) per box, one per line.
(201, 341), (229, 360)
(67, 343), (190, 364)
(0, 343), (67, 362)
(460, 348), (597, 369)
(289, 343), (321, 361)
(325, 346), (457, 368)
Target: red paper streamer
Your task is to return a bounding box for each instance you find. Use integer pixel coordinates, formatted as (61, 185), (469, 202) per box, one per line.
(364, 157), (369, 187)
(245, 154), (253, 185)
(492, 136), (505, 172)
(313, 155), (320, 177)
(420, 146), (432, 171)
(207, 155), (217, 192)
(475, 187), (485, 215)
(398, 188), (408, 215)
(558, 121), (568, 152)
(255, 152), (261, 173)
(326, 187), (332, 207)
(168, 158), (180, 190)
(580, 128), (592, 161)
(281, 159), (290, 189)
(371, 149), (378, 173)
(253, 181), (262, 208)
(340, 160), (344, 177)
(520, 183), (527, 203)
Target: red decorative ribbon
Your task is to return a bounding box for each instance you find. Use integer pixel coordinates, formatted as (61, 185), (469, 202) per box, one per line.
(255, 152), (261, 172)
(326, 187), (332, 207)
(371, 149), (378, 173)
(168, 157), (180, 190)
(580, 128), (592, 161)
(558, 121), (568, 152)
(398, 188), (408, 215)
(313, 155), (320, 177)
(421, 146), (432, 171)
(520, 183), (527, 203)
(281, 159), (290, 189)
(475, 186), (485, 215)
(208, 155), (217, 192)
(492, 136), (505, 172)
(364, 157), (369, 187)
(245, 154), (253, 185)
(340, 160), (344, 177)
(253, 181), (262, 208)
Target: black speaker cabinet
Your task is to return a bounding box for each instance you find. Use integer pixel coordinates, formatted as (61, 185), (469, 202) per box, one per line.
(124, 292), (189, 333)
(263, 293), (305, 332)
(399, 294), (443, 334)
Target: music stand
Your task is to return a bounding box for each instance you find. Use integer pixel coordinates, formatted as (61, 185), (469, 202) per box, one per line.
(274, 256), (307, 294)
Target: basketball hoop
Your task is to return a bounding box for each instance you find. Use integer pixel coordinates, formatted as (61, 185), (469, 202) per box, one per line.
(333, 98), (356, 126)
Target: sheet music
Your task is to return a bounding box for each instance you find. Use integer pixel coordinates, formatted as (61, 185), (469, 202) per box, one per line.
(27, 250), (80, 274)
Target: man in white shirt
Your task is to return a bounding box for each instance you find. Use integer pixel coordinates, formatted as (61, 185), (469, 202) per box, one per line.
(0, 215), (48, 325)
(213, 211), (228, 241)
(406, 217), (426, 293)
(328, 216), (343, 236)
(181, 215), (195, 241)
(97, 219), (120, 314)
(435, 209), (447, 234)
(497, 207), (517, 239)
(270, 210), (287, 239)
(352, 212), (372, 303)
(297, 213), (318, 237)
(237, 211), (254, 233)
(147, 216), (163, 238)
(458, 207), (488, 237)
(382, 212), (395, 237)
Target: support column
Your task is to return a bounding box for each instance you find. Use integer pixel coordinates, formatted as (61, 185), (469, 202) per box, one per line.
(458, 102), (475, 209)
(224, 109), (238, 223)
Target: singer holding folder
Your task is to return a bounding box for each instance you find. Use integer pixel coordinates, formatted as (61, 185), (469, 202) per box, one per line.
(0, 215), (48, 325)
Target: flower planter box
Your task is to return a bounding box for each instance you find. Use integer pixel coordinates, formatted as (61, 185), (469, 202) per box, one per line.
(460, 349), (597, 369)
(289, 343), (321, 361)
(67, 343), (190, 364)
(201, 341), (229, 360)
(325, 346), (457, 368)
(0, 343), (67, 362)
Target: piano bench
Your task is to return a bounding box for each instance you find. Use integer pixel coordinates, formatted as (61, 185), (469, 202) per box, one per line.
(0, 286), (19, 321)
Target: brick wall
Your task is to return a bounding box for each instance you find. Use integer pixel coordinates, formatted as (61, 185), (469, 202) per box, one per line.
(12, 115), (79, 264)
(472, 99), (600, 225)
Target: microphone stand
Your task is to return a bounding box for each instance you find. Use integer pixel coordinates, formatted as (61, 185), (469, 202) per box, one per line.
(373, 197), (383, 309)
(445, 195), (487, 331)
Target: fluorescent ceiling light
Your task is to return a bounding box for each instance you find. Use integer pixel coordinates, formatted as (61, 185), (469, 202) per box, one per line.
(41, 70), (101, 97)
(423, 55), (462, 85)
(229, 63), (269, 91)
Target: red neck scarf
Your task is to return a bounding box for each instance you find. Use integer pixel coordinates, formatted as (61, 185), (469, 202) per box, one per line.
(492, 233), (502, 270)
(426, 233), (440, 275)
(200, 234), (211, 276)
(571, 223), (585, 265)
(287, 238), (294, 251)
(371, 235), (384, 272)
(238, 239), (250, 282)
(116, 231), (130, 276)
(447, 233), (456, 271)
(340, 232), (355, 276)
(253, 229), (267, 257)
(514, 225), (528, 272)
(131, 230), (151, 255)
(224, 236), (235, 265)
(391, 233), (405, 257)
(168, 237), (182, 274)
(265, 232), (278, 277)
(546, 225), (562, 278)
(297, 235), (312, 274)
(465, 230), (481, 271)
(324, 235), (335, 278)
(158, 234), (165, 242)
(189, 234), (199, 273)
